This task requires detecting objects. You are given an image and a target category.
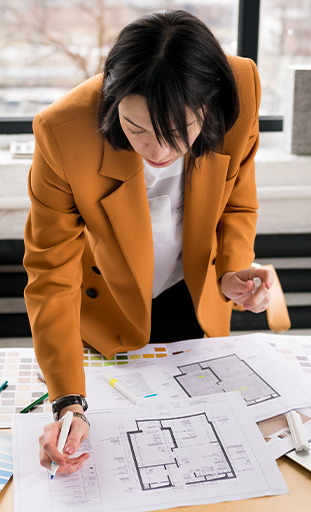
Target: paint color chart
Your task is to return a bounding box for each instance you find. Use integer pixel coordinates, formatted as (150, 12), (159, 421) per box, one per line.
(83, 345), (168, 367)
(0, 345), (169, 427)
(266, 335), (311, 379)
(0, 431), (13, 491)
(0, 348), (50, 427)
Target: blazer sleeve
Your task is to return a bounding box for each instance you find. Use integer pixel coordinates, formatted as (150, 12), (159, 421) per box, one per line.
(215, 58), (260, 283)
(24, 113), (87, 401)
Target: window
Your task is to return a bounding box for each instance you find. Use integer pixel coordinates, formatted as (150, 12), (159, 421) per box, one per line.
(1, 0), (304, 132)
(0, 0), (239, 117)
(258, 0), (311, 116)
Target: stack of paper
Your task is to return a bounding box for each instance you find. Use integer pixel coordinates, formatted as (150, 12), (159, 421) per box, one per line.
(10, 333), (311, 512)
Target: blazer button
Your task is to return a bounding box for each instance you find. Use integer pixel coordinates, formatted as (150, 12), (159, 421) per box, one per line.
(86, 288), (97, 299)
(92, 266), (101, 275)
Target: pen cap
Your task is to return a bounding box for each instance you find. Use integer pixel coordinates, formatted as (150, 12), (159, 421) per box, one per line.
(252, 277), (261, 295)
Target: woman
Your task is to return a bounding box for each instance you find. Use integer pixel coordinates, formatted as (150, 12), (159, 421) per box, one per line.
(23, 10), (273, 474)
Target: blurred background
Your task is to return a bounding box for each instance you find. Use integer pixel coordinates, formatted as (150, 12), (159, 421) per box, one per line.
(0, 0), (310, 118)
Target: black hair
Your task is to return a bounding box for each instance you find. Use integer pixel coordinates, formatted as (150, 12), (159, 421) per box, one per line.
(98, 10), (240, 178)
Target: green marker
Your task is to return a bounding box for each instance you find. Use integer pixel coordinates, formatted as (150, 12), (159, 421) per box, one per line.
(20, 392), (49, 413)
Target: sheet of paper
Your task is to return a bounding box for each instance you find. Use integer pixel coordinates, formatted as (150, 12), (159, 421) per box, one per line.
(85, 334), (311, 422)
(165, 333), (311, 380)
(0, 431), (13, 491)
(257, 407), (311, 459)
(286, 442), (311, 471)
(12, 392), (287, 512)
(259, 333), (311, 379)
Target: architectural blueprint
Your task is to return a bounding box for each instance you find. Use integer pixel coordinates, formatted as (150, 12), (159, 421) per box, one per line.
(85, 334), (311, 422)
(173, 353), (280, 404)
(12, 393), (287, 512)
(127, 413), (235, 490)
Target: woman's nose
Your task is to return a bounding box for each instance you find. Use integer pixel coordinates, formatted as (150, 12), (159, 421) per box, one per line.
(147, 141), (170, 163)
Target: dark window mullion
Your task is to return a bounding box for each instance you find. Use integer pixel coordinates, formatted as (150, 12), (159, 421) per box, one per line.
(237, 0), (261, 63)
(238, 0), (282, 131)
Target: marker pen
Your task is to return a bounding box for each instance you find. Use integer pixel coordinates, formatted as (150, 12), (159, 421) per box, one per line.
(252, 277), (261, 295)
(51, 410), (74, 479)
(102, 373), (141, 405)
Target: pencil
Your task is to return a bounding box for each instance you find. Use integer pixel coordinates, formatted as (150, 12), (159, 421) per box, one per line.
(0, 380), (8, 392)
(20, 392), (49, 413)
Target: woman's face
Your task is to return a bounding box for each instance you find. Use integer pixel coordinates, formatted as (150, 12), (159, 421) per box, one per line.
(118, 95), (202, 168)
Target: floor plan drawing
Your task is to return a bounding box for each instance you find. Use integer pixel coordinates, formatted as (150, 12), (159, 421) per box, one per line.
(173, 354), (280, 405)
(127, 413), (236, 490)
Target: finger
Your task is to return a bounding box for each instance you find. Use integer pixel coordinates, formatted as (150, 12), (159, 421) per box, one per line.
(52, 452), (91, 476)
(39, 417), (89, 470)
(253, 268), (274, 289)
(230, 278), (254, 301)
(235, 268), (274, 289)
(243, 287), (271, 313)
(40, 422), (67, 469)
(63, 417), (90, 456)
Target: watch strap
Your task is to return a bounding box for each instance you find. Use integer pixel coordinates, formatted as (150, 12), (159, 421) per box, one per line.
(72, 412), (90, 428)
(52, 395), (88, 421)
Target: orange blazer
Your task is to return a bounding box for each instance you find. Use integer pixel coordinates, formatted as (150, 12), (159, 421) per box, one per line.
(24, 55), (260, 401)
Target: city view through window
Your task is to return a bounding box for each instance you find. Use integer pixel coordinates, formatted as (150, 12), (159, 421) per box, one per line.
(0, 0), (310, 117)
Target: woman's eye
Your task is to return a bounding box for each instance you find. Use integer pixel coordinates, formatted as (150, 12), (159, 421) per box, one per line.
(128, 128), (144, 135)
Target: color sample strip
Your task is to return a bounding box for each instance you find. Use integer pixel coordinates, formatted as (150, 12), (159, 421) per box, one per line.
(0, 348), (50, 427)
(0, 344), (169, 425)
(0, 432), (13, 491)
(83, 345), (168, 367)
(268, 337), (311, 380)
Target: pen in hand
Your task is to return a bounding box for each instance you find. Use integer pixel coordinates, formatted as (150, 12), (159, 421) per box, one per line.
(252, 277), (261, 295)
(51, 410), (73, 479)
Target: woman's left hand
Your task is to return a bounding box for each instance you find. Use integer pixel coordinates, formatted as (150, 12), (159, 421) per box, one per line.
(220, 268), (274, 314)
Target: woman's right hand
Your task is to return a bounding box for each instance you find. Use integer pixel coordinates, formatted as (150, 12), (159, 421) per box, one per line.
(39, 406), (90, 475)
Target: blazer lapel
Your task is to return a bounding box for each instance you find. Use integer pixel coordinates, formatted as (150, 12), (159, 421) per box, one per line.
(99, 141), (154, 328)
(183, 152), (231, 305)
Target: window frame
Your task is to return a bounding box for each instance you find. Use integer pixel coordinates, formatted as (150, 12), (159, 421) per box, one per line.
(0, 0), (281, 134)
(238, 0), (282, 132)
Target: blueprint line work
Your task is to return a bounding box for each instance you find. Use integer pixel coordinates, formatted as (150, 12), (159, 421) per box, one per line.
(173, 354), (280, 405)
(127, 413), (235, 490)
(12, 393), (288, 512)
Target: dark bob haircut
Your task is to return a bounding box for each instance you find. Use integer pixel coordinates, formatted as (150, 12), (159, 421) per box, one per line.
(98, 10), (240, 177)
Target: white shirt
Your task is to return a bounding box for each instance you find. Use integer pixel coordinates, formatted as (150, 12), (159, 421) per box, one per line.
(143, 157), (185, 298)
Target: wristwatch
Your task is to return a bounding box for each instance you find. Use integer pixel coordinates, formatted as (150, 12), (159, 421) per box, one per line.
(72, 412), (90, 428)
(52, 394), (88, 421)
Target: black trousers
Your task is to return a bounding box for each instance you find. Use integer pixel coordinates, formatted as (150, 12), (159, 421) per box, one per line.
(149, 280), (203, 343)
